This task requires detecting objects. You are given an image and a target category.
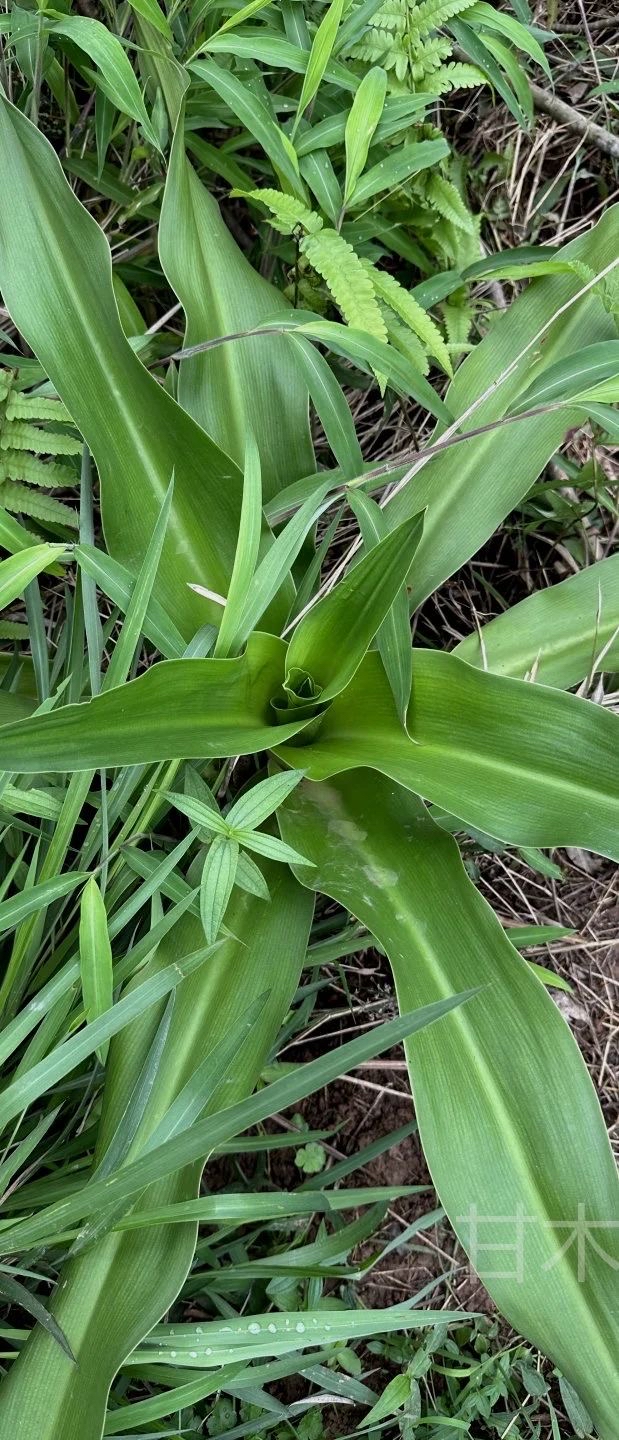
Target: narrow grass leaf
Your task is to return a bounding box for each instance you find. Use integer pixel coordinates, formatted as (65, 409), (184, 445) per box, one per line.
(0, 1272), (75, 1362)
(0, 945), (218, 1133)
(348, 489), (414, 724)
(79, 877), (114, 1065)
(0, 545), (66, 611)
(287, 334), (363, 478)
(215, 436), (262, 658)
(0, 872), (88, 936)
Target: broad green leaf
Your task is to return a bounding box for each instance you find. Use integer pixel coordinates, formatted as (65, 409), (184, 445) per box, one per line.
(0, 873), (314, 1440)
(79, 878), (114, 1066)
(344, 66), (388, 206)
(0, 871), (88, 936)
(348, 488), (413, 724)
(454, 554), (619, 688)
(0, 96), (285, 639)
(214, 436), (263, 658)
(276, 649), (619, 860)
(0, 544), (66, 610)
(159, 120), (313, 499)
(226, 769), (305, 831)
(385, 206), (619, 610)
(285, 513), (423, 703)
(511, 340), (619, 412)
(293, 0), (346, 135)
(49, 16), (160, 149)
(0, 633), (306, 772)
(278, 770), (619, 1440)
(200, 836), (239, 943)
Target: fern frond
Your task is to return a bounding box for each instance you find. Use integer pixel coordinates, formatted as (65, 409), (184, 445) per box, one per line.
(379, 304), (430, 374)
(6, 393), (72, 423)
(441, 297), (474, 354)
(0, 480), (78, 527)
(0, 452), (77, 487)
(0, 422), (82, 456)
(428, 61), (486, 91)
(427, 174), (476, 233)
(349, 31), (394, 64)
(236, 188), (323, 236)
(0, 621), (29, 640)
(301, 229), (388, 344)
(368, 263), (453, 375)
(411, 0), (476, 39)
(372, 1), (408, 33)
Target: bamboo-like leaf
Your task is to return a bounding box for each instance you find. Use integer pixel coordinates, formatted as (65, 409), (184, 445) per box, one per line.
(278, 770), (619, 1440)
(0, 633), (306, 772)
(276, 648), (619, 860)
(75, 543), (185, 660)
(190, 58), (306, 200)
(0, 945), (217, 1134)
(293, 0), (346, 134)
(386, 205), (619, 611)
(48, 16), (160, 148)
(454, 554), (619, 687)
(103, 478), (173, 691)
(0, 96), (286, 638)
(343, 65), (388, 207)
(349, 137), (449, 208)
(79, 878), (114, 1066)
(285, 513), (423, 703)
(159, 121), (313, 499)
